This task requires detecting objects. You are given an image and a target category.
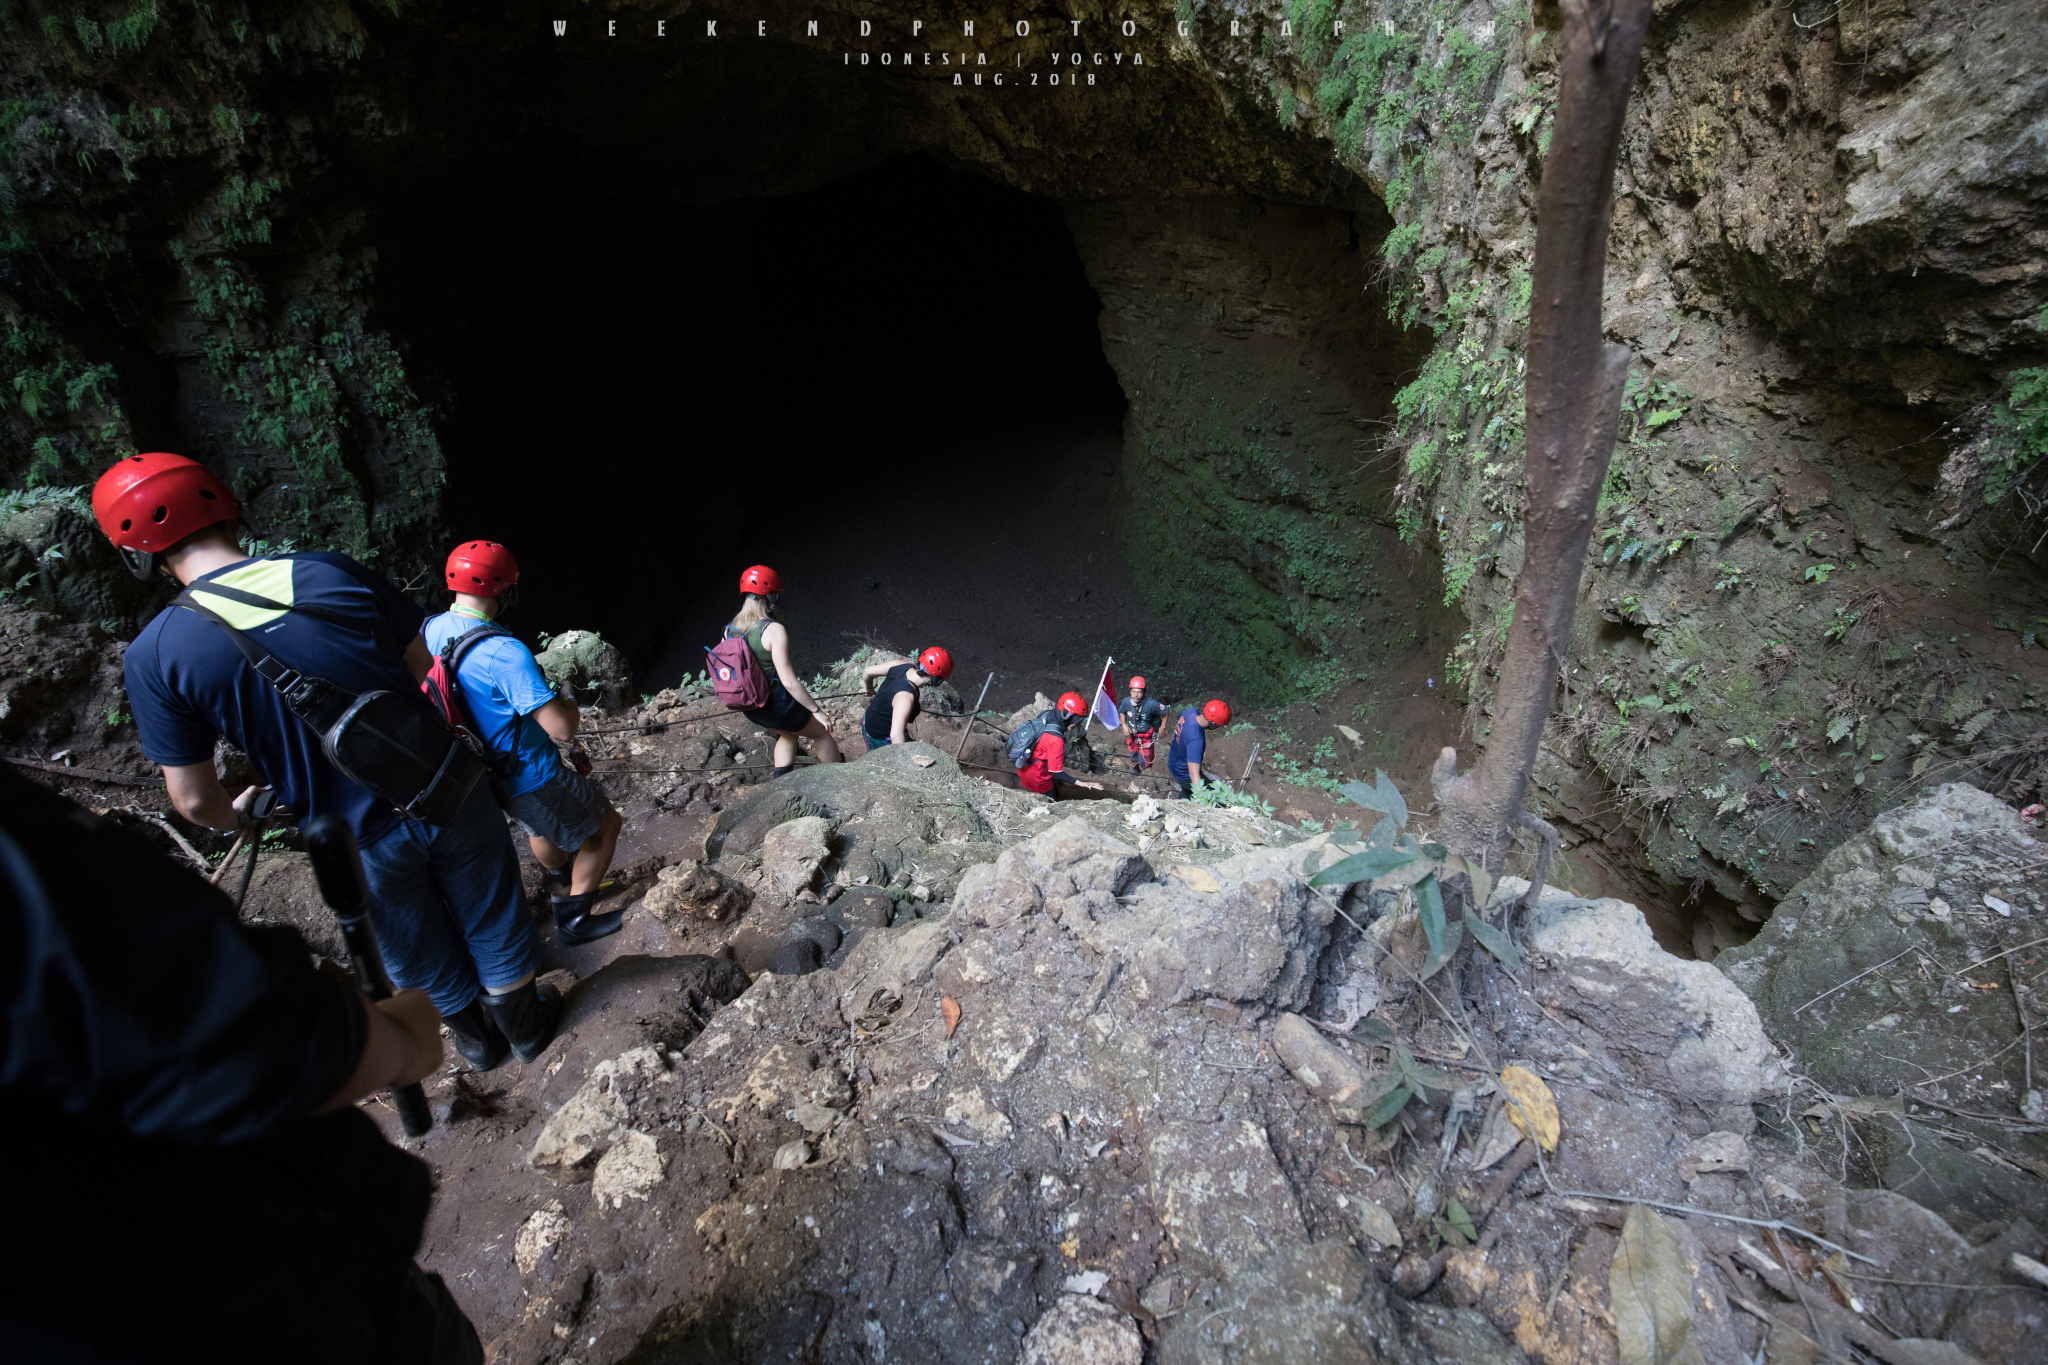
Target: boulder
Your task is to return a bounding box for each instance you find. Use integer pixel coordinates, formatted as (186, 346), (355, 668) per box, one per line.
(1146, 1119), (1307, 1283)
(762, 815), (833, 898)
(533, 629), (632, 710)
(641, 861), (752, 922)
(1506, 877), (1778, 1111)
(1717, 783), (2040, 1099)
(1159, 1241), (1424, 1365)
(1090, 868), (1333, 1011)
(1021, 1295), (1142, 1365)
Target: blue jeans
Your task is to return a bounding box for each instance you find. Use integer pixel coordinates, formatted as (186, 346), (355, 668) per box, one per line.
(356, 782), (535, 1015)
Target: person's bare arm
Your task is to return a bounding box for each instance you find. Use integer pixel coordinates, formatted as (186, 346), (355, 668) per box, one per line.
(862, 657), (909, 694)
(533, 695), (581, 743)
(890, 690), (916, 744)
(403, 634), (432, 683)
(766, 624), (822, 711)
(316, 988), (443, 1112)
(1188, 761), (1205, 788)
(162, 764), (261, 833)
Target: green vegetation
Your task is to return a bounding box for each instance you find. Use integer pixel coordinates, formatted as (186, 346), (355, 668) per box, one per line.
(1985, 364), (2047, 507)
(1191, 778), (1276, 816)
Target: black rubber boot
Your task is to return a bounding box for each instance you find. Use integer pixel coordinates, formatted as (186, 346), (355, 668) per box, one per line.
(554, 891), (624, 946)
(479, 980), (563, 1063)
(443, 997), (509, 1072)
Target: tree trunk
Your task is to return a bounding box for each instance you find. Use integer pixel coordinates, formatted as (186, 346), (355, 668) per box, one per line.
(1431, 0), (1653, 902)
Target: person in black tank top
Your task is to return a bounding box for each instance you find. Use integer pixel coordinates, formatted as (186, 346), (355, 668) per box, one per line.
(861, 646), (955, 749)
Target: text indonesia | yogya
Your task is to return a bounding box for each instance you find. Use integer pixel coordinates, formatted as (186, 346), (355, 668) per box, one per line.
(548, 14), (1363, 82)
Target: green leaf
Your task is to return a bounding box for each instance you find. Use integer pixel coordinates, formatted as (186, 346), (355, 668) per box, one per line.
(1644, 408), (1683, 430)
(1371, 770), (1407, 828)
(1421, 842), (1449, 861)
(1464, 914), (1523, 969)
(1826, 715), (1853, 744)
(1417, 875), (1447, 962)
(1364, 1080), (1415, 1129)
(1391, 1040), (1423, 1090)
(1446, 1197), (1478, 1242)
(1353, 1017), (1397, 1046)
(1330, 820), (1361, 846)
(1420, 917), (1465, 980)
(1309, 845), (1425, 887)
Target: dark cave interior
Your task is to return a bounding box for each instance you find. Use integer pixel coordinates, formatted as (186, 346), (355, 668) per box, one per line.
(375, 154), (1143, 692)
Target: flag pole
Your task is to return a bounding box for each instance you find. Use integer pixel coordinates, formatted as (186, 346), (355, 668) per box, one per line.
(1084, 655), (1114, 734)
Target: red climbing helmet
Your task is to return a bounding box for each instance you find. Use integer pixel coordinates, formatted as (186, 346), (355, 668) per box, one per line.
(1057, 691), (1088, 717)
(917, 646), (954, 681)
(1202, 699), (1232, 726)
(739, 564), (783, 596)
(92, 452), (241, 579)
(1128, 675), (1149, 691)
(445, 540), (520, 596)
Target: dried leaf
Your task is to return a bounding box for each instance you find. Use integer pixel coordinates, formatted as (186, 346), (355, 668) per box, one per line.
(1352, 1197), (1401, 1248)
(1499, 1065), (1560, 1151)
(1611, 1203), (1706, 1365)
(1470, 1100), (1523, 1170)
(1876, 1342), (1991, 1365)
(941, 996), (962, 1039)
(1172, 865), (1222, 893)
(911, 754), (937, 768)
(1677, 1131), (1750, 1182)
(1336, 724), (1363, 746)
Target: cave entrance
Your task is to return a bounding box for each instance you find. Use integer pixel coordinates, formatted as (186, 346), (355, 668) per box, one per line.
(377, 154), (1220, 705)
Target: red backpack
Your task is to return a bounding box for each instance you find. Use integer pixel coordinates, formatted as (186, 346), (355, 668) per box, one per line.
(420, 623), (519, 775)
(705, 625), (771, 710)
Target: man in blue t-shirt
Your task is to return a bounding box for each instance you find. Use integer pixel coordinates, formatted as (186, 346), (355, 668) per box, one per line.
(97, 452), (558, 1074)
(1167, 697), (1233, 799)
(426, 540), (624, 947)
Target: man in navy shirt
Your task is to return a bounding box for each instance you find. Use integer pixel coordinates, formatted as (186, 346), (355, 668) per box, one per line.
(425, 540), (624, 948)
(96, 452), (558, 1072)
(0, 764), (476, 1361)
(1167, 697), (1233, 799)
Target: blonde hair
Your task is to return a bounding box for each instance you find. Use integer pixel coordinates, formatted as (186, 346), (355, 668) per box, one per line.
(730, 593), (776, 633)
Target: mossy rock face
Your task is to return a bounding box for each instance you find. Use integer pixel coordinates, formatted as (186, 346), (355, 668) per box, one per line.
(0, 502), (169, 635)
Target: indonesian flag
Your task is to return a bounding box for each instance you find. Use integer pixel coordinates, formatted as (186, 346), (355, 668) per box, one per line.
(1090, 657), (1120, 729)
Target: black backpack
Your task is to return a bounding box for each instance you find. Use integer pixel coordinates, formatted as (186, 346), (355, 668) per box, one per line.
(1007, 710), (1062, 770)
(176, 579), (486, 827)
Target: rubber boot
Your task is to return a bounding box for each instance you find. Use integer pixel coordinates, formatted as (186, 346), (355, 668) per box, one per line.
(442, 997), (509, 1072)
(543, 863), (573, 896)
(553, 891), (624, 946)
(479, 980), (563, 1063)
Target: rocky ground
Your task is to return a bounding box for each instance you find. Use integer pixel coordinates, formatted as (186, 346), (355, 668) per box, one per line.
(11, 616), (2045, 1362)
(269, 708), (2048, 1362)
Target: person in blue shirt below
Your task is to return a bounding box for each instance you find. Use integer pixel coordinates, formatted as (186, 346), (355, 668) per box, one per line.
(95, 452), (559, 1075)
(424, 540), (625, 951)
(1167, 697), (1233, 799)
(1117, 674), (1167, 773)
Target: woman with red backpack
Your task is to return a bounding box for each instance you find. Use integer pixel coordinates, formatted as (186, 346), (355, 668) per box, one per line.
(720, 565), (844, 776)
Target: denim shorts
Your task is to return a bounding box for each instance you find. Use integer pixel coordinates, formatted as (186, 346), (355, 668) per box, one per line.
(356, 781), (535, 1015)
(501, 766), (610, 851)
